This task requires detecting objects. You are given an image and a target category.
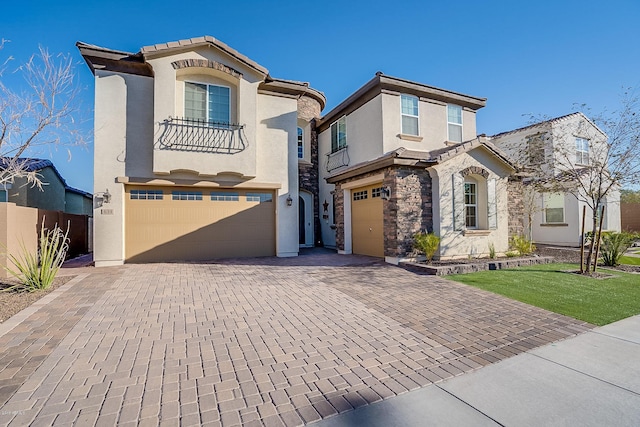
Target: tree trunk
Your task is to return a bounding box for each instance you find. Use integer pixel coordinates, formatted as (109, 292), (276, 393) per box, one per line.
(584, 216), (598, 273)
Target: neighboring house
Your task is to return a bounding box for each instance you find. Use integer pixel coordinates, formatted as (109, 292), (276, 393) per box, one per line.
(0, 158), (92, 215)
(491, 113), (621, 246)
(77, 37), (325, 267)
(317, 73), (517, 263)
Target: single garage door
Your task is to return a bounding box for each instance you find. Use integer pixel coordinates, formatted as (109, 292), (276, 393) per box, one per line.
(351, 183), (384, 257)
(125, 186), (275, 262)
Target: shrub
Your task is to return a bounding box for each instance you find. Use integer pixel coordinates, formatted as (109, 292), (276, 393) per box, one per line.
(4, 222), (69, 292)
(600, 232), (634, 266)
(488, 242), (496, 259)
(510, 234), (536, 256)
(505, 251), (519, 258)
(414, 232), (440, 263)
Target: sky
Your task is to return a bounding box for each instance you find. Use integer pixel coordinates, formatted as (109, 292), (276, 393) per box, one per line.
(2, 0), (639, 193)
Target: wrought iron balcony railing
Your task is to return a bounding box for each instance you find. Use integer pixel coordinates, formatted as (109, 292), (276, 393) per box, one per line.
(157, 117), (248, 154)
(326, 146), (350, 172)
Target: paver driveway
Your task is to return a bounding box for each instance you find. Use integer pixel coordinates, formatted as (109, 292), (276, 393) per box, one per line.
(0, 250), (592, 426)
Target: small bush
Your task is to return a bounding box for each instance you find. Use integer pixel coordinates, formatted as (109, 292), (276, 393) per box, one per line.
(505, 251), (519, 258)
(510, 235), (536, 256)
(600, 232), (634, 266)
(488, 242), (496, 259)
(414, 232), (440, 263)
(4, 223), (69, 292)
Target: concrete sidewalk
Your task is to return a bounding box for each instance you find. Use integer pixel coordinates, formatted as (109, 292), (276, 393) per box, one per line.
(311, 315), (640, 427)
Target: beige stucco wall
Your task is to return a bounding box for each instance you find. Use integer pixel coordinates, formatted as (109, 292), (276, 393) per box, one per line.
(93, 70), (146, 266)
(256, 92), (299, 257)
(531, 188), (621, 246)
(148, 48), (263, 178)
(0, 203), (38, 279)
(429, 148), (512, 259)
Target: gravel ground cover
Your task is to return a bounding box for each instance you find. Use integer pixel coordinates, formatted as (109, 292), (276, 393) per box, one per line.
(0, 276), (72, 324)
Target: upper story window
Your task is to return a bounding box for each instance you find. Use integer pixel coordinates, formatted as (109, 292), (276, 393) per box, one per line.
(447, 105), (463, 143)
(184, 82), (230, 125)
(297, 127), (304, 159)
(544, 193), (564, 223)
(464, 180), (478, 228)
(401, 94), (419, 136)
(330, 116), (347, 153)
(575, 137), (589, 165)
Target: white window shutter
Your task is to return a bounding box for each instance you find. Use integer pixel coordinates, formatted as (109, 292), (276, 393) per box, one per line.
(488, 178), (497, 229)
(452, 173), (464, 231)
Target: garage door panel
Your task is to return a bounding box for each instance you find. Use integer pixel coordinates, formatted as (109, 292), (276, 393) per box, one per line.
(351, 183), (384, 258)
(125, 186), (275, 262)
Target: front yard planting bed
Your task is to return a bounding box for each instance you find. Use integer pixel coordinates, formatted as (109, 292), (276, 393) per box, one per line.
(447, 263), (640, 326)
(401, 256), (553, 276)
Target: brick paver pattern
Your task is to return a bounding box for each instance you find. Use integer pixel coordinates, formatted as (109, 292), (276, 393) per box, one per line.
(0, 253), (592, 426)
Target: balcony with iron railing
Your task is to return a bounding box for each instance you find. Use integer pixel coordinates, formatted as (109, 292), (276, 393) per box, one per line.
(326, 146), (350, 172)
(157, 117), (248, 154)
(153, 117), (256, 177)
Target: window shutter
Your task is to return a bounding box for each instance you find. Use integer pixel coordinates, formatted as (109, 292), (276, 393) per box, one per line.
(488, 178), (497, 229)
(452, 173), (464, 231)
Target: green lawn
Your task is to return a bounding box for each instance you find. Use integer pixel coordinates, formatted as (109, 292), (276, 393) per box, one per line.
(620, 256), (640, 266)
(447, 263), (640, 326)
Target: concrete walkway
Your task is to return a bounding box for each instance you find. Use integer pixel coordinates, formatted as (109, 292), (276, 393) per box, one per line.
(0, 251), (597, 426)
(311, 315), (640, 427)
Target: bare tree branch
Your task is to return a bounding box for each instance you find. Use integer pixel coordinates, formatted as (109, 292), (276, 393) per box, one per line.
(0, 42), (86, 189)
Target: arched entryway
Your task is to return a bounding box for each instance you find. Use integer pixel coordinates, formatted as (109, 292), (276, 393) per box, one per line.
(299, 191), (314, 247)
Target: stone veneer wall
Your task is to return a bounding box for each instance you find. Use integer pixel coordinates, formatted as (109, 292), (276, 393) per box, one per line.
(333, 166), (433, 258)
(507, 176), (525, 239)
(385, 167), (433, 258)
(298, 119), (321, 245)
(297, 95), (322, 246)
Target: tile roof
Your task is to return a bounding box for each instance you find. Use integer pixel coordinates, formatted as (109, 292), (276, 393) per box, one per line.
(140, 35), (269, 76)
(490, 112), (607, 139)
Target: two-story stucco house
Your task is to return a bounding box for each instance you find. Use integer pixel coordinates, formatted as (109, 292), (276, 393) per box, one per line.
(491, 112), (621, 246)
(317, 73), (518, 263)
(78, 37), (325, 266)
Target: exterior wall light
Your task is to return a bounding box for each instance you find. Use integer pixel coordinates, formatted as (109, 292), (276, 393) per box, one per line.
(380, 186), (391, 200)
(96, 188), (111, 204)
(286, 195), (293, 206)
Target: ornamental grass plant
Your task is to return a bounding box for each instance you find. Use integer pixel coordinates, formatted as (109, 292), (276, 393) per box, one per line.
(3, 222), (69, 292)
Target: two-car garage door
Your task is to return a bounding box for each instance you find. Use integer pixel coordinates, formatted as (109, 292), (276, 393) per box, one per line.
(124, 186), (275, 262)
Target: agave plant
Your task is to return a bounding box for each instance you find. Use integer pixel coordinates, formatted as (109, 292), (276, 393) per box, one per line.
(4, 221), (70, 292)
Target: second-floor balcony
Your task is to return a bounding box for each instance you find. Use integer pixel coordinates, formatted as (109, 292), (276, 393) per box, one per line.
(326, 146), (350, 172)
(157, 117), (248, 154)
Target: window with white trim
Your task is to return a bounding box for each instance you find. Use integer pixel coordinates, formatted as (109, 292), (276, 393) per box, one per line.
(575, 137), (589, 165)
(371, 187), (382, 198)
(447, 105), (463, 143)
(184, 82), (230, 125)
(401, 94), (419, 136)
(297, 127), (304, 159)
(543, 193), (564, 223)
(464, 181), (478, 228)
(330, 116), (347, 153)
